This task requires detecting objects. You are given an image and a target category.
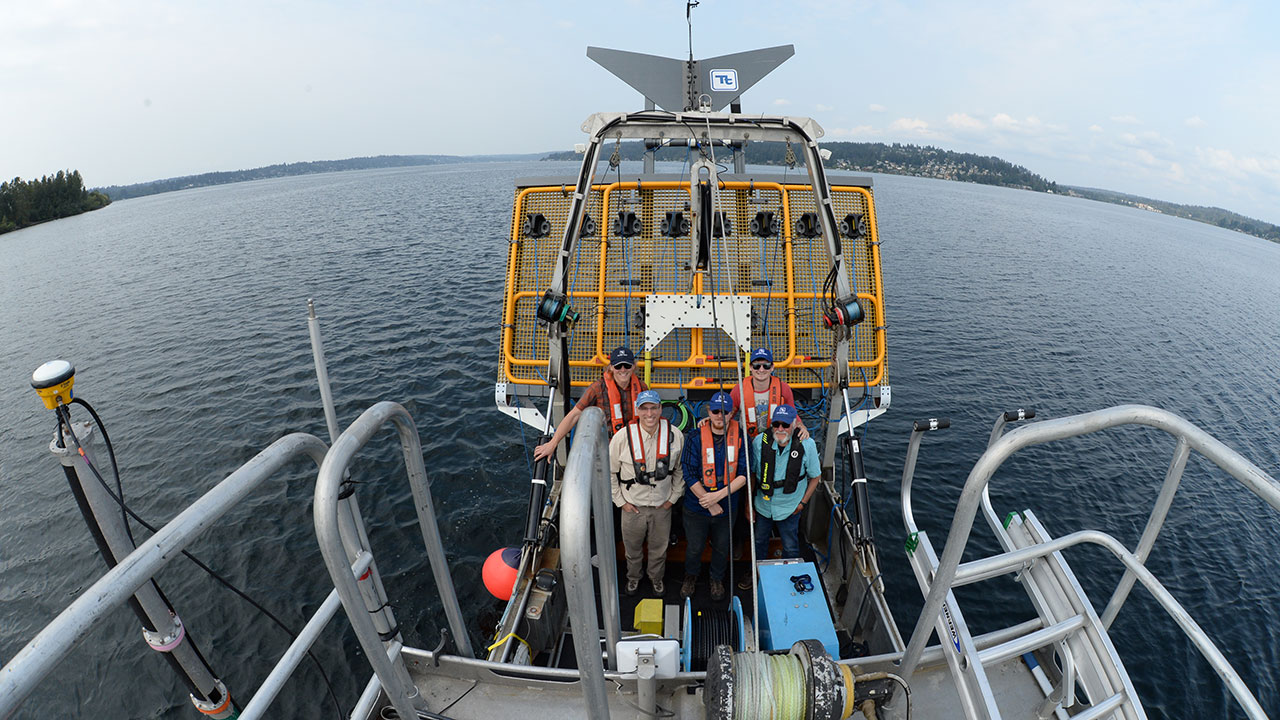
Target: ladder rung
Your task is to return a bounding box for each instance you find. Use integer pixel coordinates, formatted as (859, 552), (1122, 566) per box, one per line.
(977, 614), (1086, 667)
(1068, 690), (1128, 720)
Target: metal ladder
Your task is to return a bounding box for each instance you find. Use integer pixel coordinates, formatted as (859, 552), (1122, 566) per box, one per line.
(898, 406), (1279, 720)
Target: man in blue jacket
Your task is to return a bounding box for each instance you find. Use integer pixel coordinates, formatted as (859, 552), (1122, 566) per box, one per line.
(749, 404), (820, 564)
(679, 391), (749, 602)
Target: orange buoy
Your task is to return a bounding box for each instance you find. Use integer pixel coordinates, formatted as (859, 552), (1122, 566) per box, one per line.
(483, 547), (521, 601)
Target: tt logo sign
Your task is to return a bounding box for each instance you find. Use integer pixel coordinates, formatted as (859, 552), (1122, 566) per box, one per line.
(709, 69), (738, 92)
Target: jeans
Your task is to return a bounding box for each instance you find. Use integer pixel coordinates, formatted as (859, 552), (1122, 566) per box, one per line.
(683, 510), (731, 580)
(753, 511), (802, 560)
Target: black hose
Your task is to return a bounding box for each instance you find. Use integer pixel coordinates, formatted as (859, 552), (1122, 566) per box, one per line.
(58, 402), (344, 720)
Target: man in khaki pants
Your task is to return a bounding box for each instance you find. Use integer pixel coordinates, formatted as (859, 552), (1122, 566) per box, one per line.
(610, 390), (684, 596)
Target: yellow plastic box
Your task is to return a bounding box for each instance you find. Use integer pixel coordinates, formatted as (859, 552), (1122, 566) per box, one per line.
(633, 598), (663, 635)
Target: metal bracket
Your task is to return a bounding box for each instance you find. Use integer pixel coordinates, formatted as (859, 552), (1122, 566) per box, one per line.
(642, 294), (752, 353)
(494, 382), (548, 432)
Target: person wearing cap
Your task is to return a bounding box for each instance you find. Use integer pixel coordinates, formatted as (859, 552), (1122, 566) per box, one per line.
(609, 389), (685, 595)
(730, 347), (808, 441)
(534, 346), (648, 462)
(679, 391), (749, 601)
(746, 404), (820, 575)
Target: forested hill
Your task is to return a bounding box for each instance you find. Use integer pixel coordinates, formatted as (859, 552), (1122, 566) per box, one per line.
(1061, 187), (1279, 241)
(97, 153), (540, 201)
(1, 171), (110, 235)
(544, 141), (1278, 242)
(544, 141), (1057, 191)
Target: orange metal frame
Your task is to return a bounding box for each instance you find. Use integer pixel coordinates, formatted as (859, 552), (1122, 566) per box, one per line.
(500, 181), (886, 390)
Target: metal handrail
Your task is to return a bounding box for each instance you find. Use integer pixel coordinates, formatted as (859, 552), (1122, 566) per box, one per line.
(560, 406), (621, 720)
(314, 401), (474, 720)
(952, 529), (1266, 718)
(0, 432), (329, 718)
(897, 404), (1280, 718)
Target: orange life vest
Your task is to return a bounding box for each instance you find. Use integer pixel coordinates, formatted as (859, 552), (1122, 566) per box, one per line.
(700, 420), (740, 489)
(603, 372), (645, 434)
(741, 376), (782, 437)
(623, 418), (672, 486)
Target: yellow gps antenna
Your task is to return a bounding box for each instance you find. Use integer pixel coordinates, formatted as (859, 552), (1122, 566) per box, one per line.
(31, 360), (75, 409)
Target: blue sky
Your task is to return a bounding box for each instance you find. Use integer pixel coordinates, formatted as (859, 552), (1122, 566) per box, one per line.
(3, 0), (1276, 223)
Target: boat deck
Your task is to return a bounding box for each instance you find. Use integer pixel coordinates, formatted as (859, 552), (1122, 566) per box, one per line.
(396, 645), (1050, 720)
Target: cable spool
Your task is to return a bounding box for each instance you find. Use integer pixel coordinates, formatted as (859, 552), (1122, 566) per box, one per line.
(682, 597), (745, 671)
(535, 289), (579, 327)
(704, 640), (856, 720)
(822, 295), (865, 328)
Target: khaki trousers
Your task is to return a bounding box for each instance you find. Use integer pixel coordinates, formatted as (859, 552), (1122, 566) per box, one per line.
(620, 504), (671, 584)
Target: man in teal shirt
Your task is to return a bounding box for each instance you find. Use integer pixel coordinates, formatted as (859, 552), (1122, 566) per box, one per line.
(750, 404), (821, 563)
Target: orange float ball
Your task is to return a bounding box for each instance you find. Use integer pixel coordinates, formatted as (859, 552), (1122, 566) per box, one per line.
(483, 547), (521, 601)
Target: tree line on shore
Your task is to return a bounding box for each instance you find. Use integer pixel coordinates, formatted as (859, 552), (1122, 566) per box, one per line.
(0, 170), (110, 235)
(543, 141), (1278, 242)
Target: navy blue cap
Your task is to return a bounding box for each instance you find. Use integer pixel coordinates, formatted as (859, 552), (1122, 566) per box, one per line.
(770, 404), (798, 426)
(610, 346), (636, 366)
(750, 347), (774, 365)
(707, 391), (733, 413)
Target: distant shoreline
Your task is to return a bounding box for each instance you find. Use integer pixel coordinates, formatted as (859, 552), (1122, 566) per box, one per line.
(94, 149), (1278, 243)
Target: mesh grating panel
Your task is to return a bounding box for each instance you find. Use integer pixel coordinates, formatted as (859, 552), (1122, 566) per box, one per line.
(501, 180), (887, 391)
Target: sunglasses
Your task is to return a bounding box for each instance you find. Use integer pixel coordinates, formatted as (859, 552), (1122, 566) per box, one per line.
(708, 409), (725, 415)
(752, 363), (773, 370)
(612, 363), (634, 370)
(771, 421), (791, 429)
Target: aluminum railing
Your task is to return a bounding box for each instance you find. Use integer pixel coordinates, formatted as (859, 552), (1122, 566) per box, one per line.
(0, 433), (333, 719)
(559, 406), (623, 720)
(314, 400), (474, 720)
(898, 404), (1280, 719)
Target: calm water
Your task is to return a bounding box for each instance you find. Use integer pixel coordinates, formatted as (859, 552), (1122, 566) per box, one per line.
(1, 162), (1277, 718)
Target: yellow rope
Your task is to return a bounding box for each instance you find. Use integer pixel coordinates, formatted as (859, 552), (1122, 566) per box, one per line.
(485, 631), (531, 654)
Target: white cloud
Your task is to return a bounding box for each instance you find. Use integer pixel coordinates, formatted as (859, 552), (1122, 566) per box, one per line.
(1118, 130), (1173, 148)
(946, 113), (985, 130)
(773, 98), (791, 106)
(1184, 115), (1206, 128)
(1194, 146), (1280, 181)
(1089, 124), (1104, 133)
(889, 117), (930, 134)
(829, 125), (876, 138)
(1110, 114), (1141, 125)
(987, 113), (1065, 136)
(868, 103), (886, 113)
(1135, 149), (1159, 166)
(815, 103), (833, 112)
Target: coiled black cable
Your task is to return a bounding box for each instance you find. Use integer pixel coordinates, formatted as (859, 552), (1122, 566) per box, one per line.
(55, 401), (344, 720)
(691, 608), (737, 671)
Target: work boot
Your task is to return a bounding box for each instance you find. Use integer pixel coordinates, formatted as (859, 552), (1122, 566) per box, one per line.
(710, 580), (726, 602)
(652, 578), (665, 595)
(680, 575), (697, 599)
(626, 578), (640, 595)
(736, 574), (753, 591)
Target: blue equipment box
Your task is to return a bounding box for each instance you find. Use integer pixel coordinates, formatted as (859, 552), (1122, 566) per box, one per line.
(755, 560), (839, 658)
